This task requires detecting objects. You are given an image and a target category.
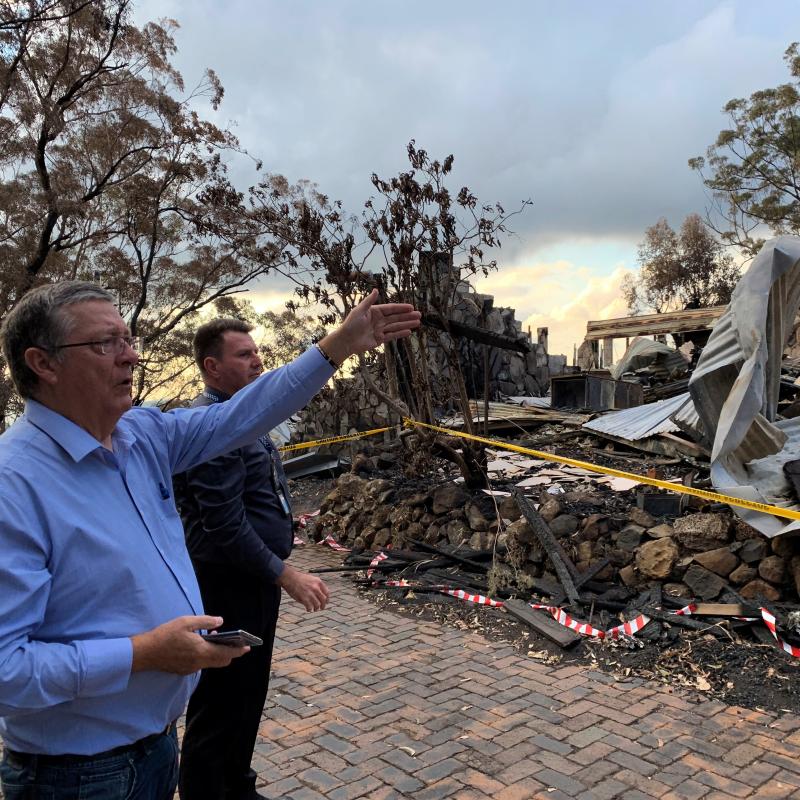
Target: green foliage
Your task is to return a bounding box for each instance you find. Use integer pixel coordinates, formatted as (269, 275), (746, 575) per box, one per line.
(690, 42), (800, 255)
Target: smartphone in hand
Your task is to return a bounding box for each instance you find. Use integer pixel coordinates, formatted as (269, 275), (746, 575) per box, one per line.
(201, 629), (263, 647)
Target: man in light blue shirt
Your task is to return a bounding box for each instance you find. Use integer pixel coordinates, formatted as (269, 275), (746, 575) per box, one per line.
(0, 280), (419, 800)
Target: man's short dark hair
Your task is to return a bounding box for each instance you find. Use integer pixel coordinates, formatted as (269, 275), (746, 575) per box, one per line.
(193, 318), (254, 373)
(1, 281), (116, 399)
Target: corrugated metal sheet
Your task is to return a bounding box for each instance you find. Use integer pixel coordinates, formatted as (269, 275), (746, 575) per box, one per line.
(582, 393), (689, 441)
(506, 396), (552, 408)
(688, 236), (800, 536)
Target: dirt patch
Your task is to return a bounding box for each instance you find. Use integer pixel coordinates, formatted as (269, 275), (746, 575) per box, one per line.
(288, 475), (338, 516)
(355, 580), (800, 716)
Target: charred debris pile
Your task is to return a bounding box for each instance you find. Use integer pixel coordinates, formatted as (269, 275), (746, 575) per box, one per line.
(303, 432), (800, 654)
(300, 238), (800, 658)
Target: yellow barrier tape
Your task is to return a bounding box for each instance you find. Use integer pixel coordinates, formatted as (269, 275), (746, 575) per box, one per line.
(403, 418), (800, 523)
(278, 426), (391, 453)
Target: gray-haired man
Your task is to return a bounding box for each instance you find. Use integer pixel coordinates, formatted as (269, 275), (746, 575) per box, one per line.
(0, 281), (419, 800)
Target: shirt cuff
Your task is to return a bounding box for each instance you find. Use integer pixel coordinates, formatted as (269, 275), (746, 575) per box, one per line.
(78, 637), (133, 698)
(294, 346), (336, 392)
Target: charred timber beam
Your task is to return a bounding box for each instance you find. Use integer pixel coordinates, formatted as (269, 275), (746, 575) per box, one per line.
(406, 538), (492, 573)
(585, 306), (726, 341)
(511, 488), (581, 606)
(422, 314), (531, 353)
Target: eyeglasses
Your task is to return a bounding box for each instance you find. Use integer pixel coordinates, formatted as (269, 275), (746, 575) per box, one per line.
(52, 335), (143, 356)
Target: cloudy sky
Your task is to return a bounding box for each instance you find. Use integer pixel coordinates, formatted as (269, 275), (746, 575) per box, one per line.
(135, 0), (800, 358)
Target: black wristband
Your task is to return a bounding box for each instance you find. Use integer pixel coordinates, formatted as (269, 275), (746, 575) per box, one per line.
(315, 342), (340, 369)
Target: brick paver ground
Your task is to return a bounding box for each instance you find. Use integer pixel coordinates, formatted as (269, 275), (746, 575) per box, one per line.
(247, 545), (800, 799)
(3, 543), (798, 800)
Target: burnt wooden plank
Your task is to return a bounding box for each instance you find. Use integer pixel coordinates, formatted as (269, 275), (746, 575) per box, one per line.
(406, 538), (490, 572)
(504, 598), (581, 648)
(574, 557), (610, 590)
(692, 602), (758, 617)
(512, 489), (581, 605)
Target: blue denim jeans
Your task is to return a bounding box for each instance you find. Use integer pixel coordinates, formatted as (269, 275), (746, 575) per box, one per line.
(0, 725), (179, 800)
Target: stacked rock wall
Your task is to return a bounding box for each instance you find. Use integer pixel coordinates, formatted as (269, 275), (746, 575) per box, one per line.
(292, 282), (568, 444)
(310, 474), (800, 603)
(290, 376), (402, 448)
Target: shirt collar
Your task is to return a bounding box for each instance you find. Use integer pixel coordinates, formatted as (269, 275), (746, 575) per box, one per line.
(25, 399), (131, 463)
(202, 386), (231, 403)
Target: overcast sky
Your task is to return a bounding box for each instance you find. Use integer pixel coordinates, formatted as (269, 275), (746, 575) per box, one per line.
(135, 0), (800, 357)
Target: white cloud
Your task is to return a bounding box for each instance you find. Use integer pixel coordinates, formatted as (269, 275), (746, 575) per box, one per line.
(477, 261), (633, 360)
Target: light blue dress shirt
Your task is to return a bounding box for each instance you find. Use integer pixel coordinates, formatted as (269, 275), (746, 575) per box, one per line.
(0, 347), (333, 755)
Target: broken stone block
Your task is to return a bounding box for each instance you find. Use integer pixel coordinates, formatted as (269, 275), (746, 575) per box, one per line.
(636, 538), (679, 580)
(549, 514), (579, 537)
(505, 518), (535, 546)
(365, 478), (392, 497)
(617, 525), (644, 552)
(469, 531), (491, 550)
(576, 541), (596, 562)
(619, 564), (641, 587)
(693, 547), (739, 577)
(682, 564), (725, 600)
(373, 528), (391, 548)
(442, 520), (470, 546)
(336, 473), (367, 500)
(771, 536), (800, 559)
(527, 542), (545, 563)
(739, 539), (768, 563)
(647, 523), (675, 539)
(431, 482), (470, 514)
(608, 548), (634, 567)
(758, 555), (786, 585)
(739, 578), (781, 601)
(539, 499), (562, 523)
(733, 519), (763, 541)
(466, 502), (490, 532)
(673, 514), (731, 551)
(729, 563), (757, 585)
(424, 524), (440, 545)
(628, 508), (657, 528)
(497, 495), (522, 522)
(405, 522), (424, 541)
(389, 505), (413, 531)
(580, 513), (609, 540)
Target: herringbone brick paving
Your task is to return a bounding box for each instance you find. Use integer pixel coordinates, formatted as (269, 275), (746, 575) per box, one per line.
(2, 543), (798, 800)
(250, 545), (800, 799)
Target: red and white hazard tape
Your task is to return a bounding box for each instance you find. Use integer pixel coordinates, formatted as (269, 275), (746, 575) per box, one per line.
(318, 534), (350, 551)
(366, 551), (389, 578)
(376, 580), (800, 658)
(382, 580), (504, 608)
(443, 588), (504, 607)
(760, 608), (800, 658)
(295, 510), (320, 528)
